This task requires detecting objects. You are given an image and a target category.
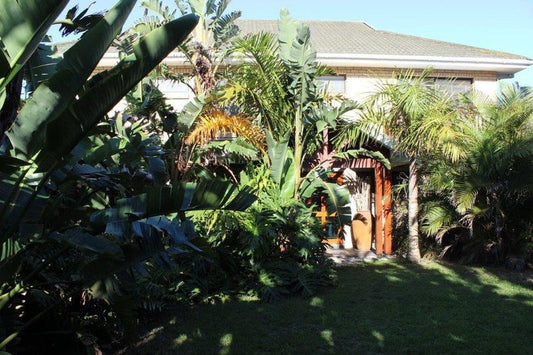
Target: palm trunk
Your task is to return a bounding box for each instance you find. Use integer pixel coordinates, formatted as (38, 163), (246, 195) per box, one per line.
(408, 157), (421, 263)
(293, 106), (303, 198)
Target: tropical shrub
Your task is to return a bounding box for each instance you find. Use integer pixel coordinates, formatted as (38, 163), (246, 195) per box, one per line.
(421, 87), (533, 266)
(222, 10), (392, 227)
(189, 163), (336, 302)
(0, 1), (261, 351)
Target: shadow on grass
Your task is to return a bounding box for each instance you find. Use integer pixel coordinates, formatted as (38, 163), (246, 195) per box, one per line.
(126, 261), (533, 354)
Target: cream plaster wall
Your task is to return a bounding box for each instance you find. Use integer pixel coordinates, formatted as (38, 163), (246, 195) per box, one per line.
(332, 67), (500, 102)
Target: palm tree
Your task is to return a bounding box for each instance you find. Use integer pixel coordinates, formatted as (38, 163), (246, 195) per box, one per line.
(422, 86), (533, 263)
(116, 0), (240, 96)
(185, 109), (265, 150)
(177, 0), (241, 94)
(341, 70), (455, 263)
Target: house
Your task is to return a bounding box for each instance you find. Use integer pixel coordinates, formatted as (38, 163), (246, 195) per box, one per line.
(90, 20), (533, 254)
(237, 20), (532, 101)
(235, 20), (533, 254)
(91, 20), (533, 110)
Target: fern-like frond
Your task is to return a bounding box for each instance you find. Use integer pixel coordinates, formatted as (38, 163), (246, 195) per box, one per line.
(185, 110), (265, 151)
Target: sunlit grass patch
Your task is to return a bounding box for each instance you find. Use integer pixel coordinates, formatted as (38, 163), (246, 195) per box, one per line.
(131, 260), (533, 354)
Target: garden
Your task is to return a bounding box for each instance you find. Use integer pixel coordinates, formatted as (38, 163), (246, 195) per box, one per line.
(0, 1), (532, 353)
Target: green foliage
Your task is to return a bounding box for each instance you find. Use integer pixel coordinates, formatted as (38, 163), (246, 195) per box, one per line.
(7, 0), (137, 159)
(224, 11), (361, 229)
(266, 131), (296, 199)
(134, 0), (241, 95)
(57, 3), (106, 36)
(0, 3), (204, 351)
(420, 86), (533, 264)
(186, 164), (336, 302)
(0, 0), (69, 106)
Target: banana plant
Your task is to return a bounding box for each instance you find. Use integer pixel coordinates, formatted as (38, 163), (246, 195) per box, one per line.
(0, 0), (69, 142)
(175, 0), (241, 94)
(0, 1), (206, 348)
(224, 10), (389, 226)
(0, 0), (69, 106)
(2, 3), (200, 238)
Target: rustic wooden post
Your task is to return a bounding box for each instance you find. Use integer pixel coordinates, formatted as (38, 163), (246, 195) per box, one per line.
(375, 162), (384, 255)
(384, 169), (393, 255)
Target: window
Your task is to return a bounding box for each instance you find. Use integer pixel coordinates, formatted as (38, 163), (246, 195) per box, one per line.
(424, 77), (472, 97)
(318, 76), (345, 95)
(156, 79), (192, 99)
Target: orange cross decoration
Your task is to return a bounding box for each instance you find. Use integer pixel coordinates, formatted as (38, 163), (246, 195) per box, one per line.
(315, 203), (329, 226)
(314, 203), (337, 227)
(315, 195), (341, 244)
(315, 195), (338, 227)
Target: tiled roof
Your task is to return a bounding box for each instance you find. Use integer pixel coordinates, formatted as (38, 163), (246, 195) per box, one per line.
(236, 20), (529, 60)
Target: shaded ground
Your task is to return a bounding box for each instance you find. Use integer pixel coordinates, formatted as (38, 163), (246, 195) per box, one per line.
(122, 261), (533, 354)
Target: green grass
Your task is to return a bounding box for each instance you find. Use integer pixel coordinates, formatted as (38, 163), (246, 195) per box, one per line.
(130, 261), (533, 354)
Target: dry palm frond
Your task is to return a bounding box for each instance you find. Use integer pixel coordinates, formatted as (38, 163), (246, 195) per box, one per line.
(186, 110), (265, 152)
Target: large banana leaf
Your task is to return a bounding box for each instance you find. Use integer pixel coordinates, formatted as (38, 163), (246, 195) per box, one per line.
(24, 38), (62, 92)
(177, 94), (206, 131)
(7, 0), (137, 158)
(0, 0), (68, 105)
(278, 9), (316, 109)
(277, 8), (298, 64)
(266, 131), (295, 199)
(90, 178), (256, 235)
(300, 170), (352, 225)
(37, 13), (199, 170)
(52, 229), (125, 258)
(0, 171), (48, 244)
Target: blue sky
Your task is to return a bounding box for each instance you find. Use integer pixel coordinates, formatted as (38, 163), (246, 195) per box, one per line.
(53, 0), (533, 86)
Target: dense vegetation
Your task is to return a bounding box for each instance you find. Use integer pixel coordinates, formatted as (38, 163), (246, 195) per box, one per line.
(0, 0), (532, 353)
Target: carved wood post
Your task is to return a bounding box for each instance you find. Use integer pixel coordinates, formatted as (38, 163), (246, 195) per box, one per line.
(375, 162), (384, 255)
(384, 169), (393, 255)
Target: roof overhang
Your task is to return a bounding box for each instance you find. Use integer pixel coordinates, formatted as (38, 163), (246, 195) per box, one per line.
(316, 53), (533, 76)
(97, 51), (533, 76)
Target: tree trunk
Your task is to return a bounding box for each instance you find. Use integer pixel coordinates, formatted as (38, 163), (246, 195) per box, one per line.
(408, 157), (421, 263)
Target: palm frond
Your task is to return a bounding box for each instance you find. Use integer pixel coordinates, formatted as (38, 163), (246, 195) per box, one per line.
(185, 110), (265, 151)
(213, 11), (241, 45)
(58, 3), (106, 36)
(141, 0), (176, 22)
(333, 148), (391, 170)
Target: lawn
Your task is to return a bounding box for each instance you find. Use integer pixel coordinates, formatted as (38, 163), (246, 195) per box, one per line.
(127, 261), (533, 354)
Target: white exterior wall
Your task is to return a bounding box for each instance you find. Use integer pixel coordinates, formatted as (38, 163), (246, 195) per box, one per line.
(156, 79), (196, 111)
(344, 76), (384, 102)
(472, 80), (499, 99)
(333, 67), (501, 102)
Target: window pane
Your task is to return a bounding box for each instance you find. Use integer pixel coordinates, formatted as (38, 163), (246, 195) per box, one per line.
(435, 78), (472, 97)
(318, 76), (345, 95)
